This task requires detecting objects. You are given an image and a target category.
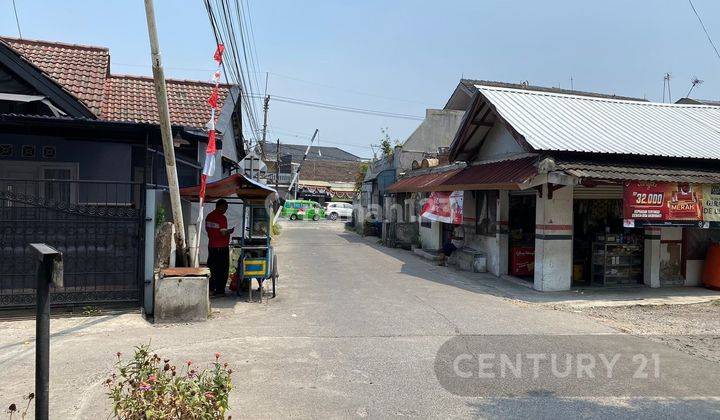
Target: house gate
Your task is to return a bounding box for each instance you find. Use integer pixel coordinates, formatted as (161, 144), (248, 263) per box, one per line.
(0, 178), (145, 309)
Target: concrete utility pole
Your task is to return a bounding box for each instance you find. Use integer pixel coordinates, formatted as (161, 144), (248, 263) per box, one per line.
(261, 95), (270, 147)
(273, 129), (318, 224)
(275, 138), (280, 192)
(143, 0), (188, 265)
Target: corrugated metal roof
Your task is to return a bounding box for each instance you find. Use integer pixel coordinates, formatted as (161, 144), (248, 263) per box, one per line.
(386, 168), (462, 193)
(441, 156), (538, 190)
(386, 156), (537, 193)
(556, 161), (720, 184)
(475, 85), (720, 160)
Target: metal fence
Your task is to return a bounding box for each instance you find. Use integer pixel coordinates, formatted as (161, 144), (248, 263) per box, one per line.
(0, 178), (145, 309)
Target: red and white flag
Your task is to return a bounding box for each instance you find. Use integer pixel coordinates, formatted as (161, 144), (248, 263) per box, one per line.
(193, 44), (224, 266)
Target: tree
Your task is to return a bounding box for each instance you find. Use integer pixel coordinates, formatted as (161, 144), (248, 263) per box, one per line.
(355, 162), (368, 192)
(377, 128), (398, 157)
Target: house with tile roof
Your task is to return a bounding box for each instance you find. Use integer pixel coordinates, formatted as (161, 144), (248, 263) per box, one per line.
(260, 142), (363, 204)
(0, 36), (241, 311)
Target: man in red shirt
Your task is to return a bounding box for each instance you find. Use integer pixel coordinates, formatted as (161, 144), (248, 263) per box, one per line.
(206, 199), (234, 295)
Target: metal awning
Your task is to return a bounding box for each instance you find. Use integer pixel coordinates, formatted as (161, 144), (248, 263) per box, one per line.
(386, 168), (463, 193)
(180, 173), (277, 202)
(556, 161), (720, 184)
(441, 156), (538, 190)
(386, 157), (538, 193)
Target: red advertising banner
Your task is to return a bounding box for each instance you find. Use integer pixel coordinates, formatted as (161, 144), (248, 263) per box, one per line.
(623, 181), (703, 222)
(421, 191), (463, 224)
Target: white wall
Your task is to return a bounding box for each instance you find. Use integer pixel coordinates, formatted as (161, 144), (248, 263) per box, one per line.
(420, 220), (441, 251)
(461, 190), (502, 275)
(402, 109), (465, 153)
(190, 201), (244, 264)
(473, 124), (525, 163)
(534, 184), (574, 291)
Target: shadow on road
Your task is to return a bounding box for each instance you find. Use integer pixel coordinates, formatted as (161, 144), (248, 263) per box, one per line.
(467, 394), (720, 419)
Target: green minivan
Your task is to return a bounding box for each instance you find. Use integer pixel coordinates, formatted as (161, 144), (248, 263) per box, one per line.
(281, 199), (326, 221)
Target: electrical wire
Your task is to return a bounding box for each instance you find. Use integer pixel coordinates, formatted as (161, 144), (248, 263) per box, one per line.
(688, 0), (720, 62)
(268, 126), (374, 152)
(205, 0), (264, 152)
(11, 0), (21, 38)
(204, 0), (256, 152)
(264, 71), (428, 105)
(261, 95), (425, 120)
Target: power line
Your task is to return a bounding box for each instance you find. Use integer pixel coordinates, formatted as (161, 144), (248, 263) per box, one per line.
(11, 0), (21, 38)
(251, 94), (424, 120)
(268, 126), (374, 151)
(688, 0), (720, 62)
(204, 0), (264, 151)
(263, 71), (428, 105)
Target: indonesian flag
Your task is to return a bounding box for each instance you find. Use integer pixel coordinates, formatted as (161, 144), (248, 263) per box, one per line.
(213, 44), (225, 63)
(194, 44), (224, 267)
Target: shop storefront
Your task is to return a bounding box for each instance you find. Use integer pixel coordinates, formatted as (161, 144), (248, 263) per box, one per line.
(567, 183), (639, 287)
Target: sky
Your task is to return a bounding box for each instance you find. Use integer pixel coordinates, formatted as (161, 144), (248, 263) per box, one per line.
(3, 0), (720, 159)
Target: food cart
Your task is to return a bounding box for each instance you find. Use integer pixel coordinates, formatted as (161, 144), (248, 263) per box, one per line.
(232, 197), (277, 301)
(180, 173), (279, 302)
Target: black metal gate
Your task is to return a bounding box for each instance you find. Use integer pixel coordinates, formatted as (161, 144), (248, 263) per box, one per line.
(0, 179), (145, 309)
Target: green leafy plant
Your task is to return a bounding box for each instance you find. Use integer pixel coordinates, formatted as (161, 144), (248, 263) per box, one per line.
(271, 221), (282, 237)
(106, 346), (233, 419)
(155, 206), (167, 228)
(355, 162), (368, 192)
(379, 127), (396, 157)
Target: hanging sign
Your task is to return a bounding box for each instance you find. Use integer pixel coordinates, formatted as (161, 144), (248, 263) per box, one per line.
(701, 184), (720, 223)
(421, 191), (463, 224)
(623, 181), (703, 222)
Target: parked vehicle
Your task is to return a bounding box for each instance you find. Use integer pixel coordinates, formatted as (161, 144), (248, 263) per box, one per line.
(281, 199), (326, 221)
(325, 202), (353, 220)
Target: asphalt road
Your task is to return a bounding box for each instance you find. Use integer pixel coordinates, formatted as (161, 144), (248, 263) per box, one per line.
(2, 221), (720, 418)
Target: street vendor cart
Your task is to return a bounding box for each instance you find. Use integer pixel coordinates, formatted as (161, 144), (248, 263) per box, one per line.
(180, 173), (279, 302)
(231, 198), (277, 301)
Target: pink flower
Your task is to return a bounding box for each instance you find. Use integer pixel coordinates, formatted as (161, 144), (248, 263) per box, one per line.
(138, 382), (152, 391)
(148, 375), (157, 383)
(115, 352), (122, 358)
(186, 360), (192, 366)
(215, 352), (221, 360)
(204, 392), (215, 399)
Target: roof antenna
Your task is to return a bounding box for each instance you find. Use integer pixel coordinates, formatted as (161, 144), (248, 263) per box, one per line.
(662, 73), (672, 103)
(686, 76), (704, 98)
(570, 76), (574, 91)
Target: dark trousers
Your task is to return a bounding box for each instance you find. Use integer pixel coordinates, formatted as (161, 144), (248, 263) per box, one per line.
(207, 247), (230, 293)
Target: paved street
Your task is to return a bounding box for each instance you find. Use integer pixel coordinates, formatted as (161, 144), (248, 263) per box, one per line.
(2, 222), (720, 418)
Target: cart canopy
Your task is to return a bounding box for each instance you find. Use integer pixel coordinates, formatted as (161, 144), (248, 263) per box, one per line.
(180, 173), (278, 202)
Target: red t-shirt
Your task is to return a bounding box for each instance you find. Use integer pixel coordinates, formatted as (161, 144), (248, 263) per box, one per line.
(205, 209), (229, 248)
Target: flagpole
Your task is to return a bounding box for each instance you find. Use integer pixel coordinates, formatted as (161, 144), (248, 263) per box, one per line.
(143, 0), (188, 266)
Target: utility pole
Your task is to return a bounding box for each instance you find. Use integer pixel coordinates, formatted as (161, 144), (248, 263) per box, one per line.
(275, 137), (280, 192)
(273, 129), (318, 224)
(143, 0), (187, 265)
(260, 94), (270, 157)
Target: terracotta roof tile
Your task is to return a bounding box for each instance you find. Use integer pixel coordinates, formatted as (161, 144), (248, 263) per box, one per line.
(2, 37), (109, 115)
(103, 75), (229, 127)
(2, 36), (230, 129)
(299, 160), (365, 183)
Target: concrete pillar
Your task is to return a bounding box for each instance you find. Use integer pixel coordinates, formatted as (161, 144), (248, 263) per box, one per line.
(497, 190), (509, 276)
(644, 227), (661, 288)
(534, 184), (573, 291)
